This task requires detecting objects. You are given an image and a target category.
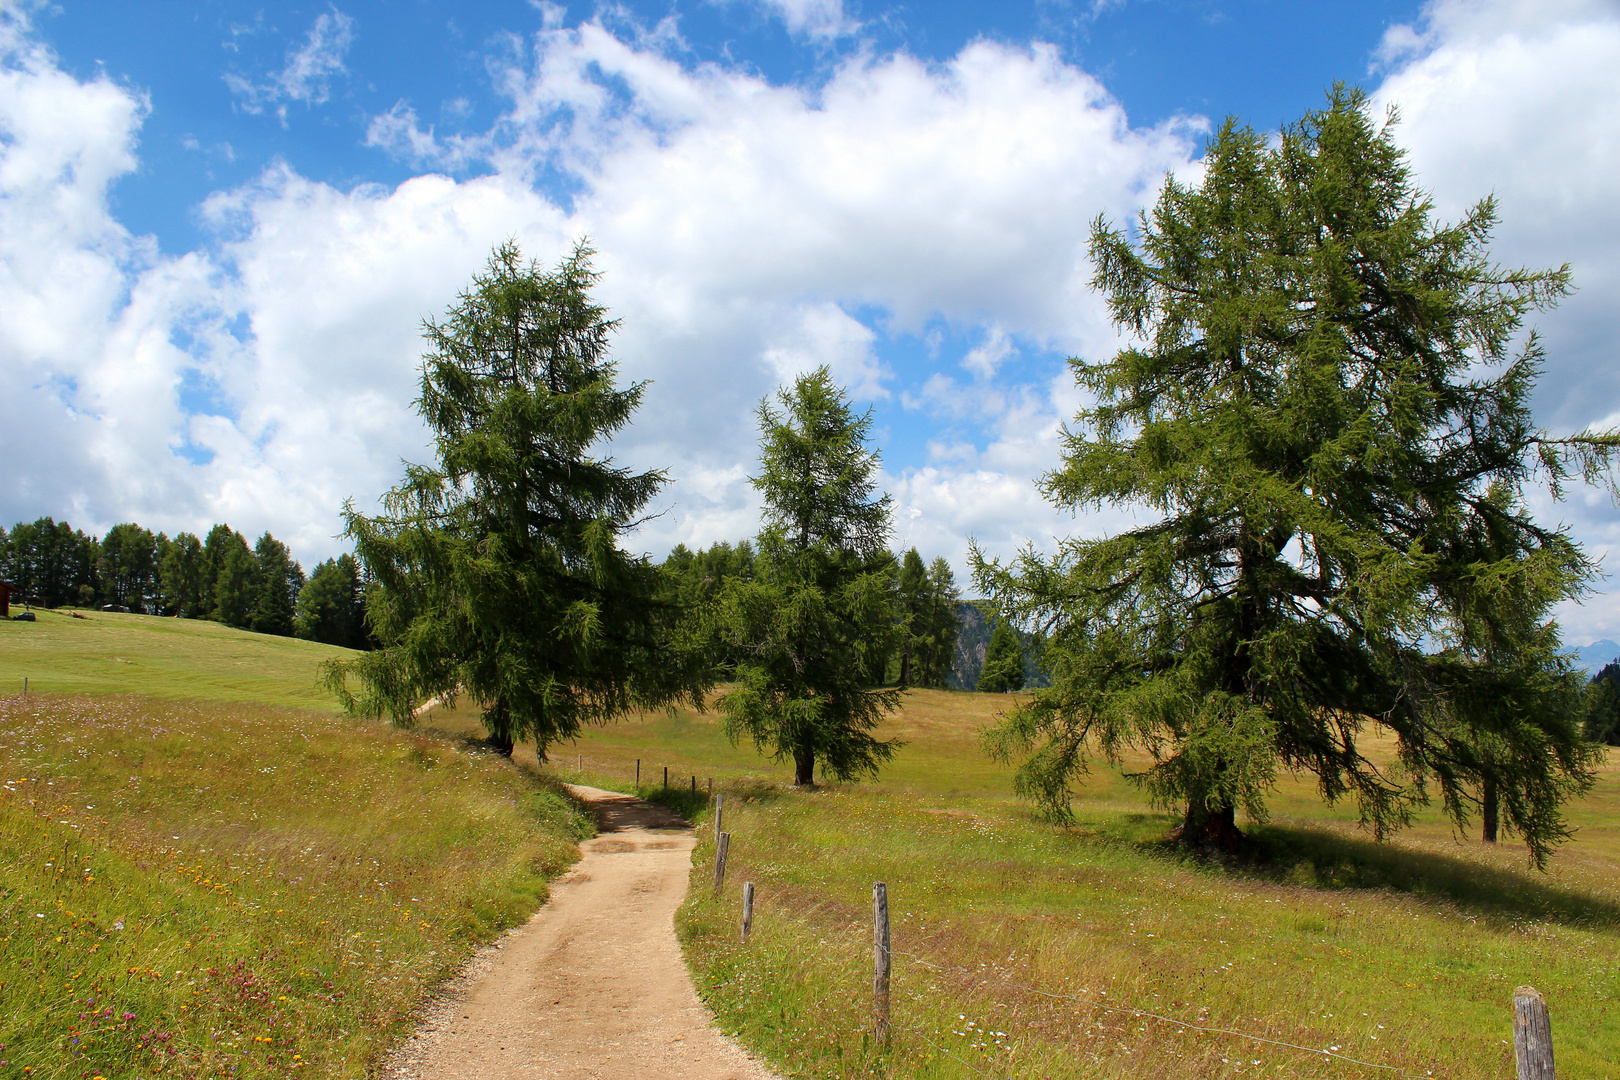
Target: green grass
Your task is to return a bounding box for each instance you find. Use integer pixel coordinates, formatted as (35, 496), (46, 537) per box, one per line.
(541, 688), (1620, 1080)
(0, 613), (592, 1079)
(0, 609), (350, 710)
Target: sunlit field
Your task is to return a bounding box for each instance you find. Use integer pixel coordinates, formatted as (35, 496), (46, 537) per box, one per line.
(0, 614), (590, 1079)
(0, 607), (348, 710)
(499, 688), (1620, 1080)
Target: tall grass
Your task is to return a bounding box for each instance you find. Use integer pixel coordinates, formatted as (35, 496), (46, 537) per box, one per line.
(550, 689), (1620, 1079)
(0, 694), (590, 1079)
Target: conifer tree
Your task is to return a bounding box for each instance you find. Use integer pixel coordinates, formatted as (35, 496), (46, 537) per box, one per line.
(716, 367), (901, 786)
(297, 554), (368, 649)
(974, 88), (1615, 861)
(977, 617), (1025, 693)
(250, 532), (298, 636)
(323, 242), (706, 755)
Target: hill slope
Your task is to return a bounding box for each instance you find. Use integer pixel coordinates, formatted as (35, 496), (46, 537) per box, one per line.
(0, 608), (351, 709)
(0, 614), (592, 1080)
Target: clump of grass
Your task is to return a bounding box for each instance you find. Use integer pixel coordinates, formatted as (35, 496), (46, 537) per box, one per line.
(0, 694), (591, 1079)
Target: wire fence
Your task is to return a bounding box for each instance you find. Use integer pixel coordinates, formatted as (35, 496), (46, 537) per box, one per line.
(562, 763), (1556, 1080)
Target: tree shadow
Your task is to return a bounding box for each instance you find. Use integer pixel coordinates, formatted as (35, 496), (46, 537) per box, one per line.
(1139, 821), (1620, 929)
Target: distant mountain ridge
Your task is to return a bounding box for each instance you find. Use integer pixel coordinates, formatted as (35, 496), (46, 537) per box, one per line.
(947, 601), (1049, 691)
(1573, 640), (1620, 674)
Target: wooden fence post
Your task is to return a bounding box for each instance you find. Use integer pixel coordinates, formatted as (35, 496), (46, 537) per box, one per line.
(663, 765), (668, 789)
(714, 792), (724, 845)
(690, 775), (696, 793)
(1514, 986), (1555, 1080)
(707, 777), (713, 796)
(742, 881), (754, 943)
(713, 832), (730, 894)
(873, 881), (891, 1043)
(635, 758), (640, 787)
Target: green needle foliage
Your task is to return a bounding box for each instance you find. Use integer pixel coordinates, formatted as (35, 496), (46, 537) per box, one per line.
(976, 616), (1025, 693)
(973, 87), (1616, 862)
(323, 241), (707, 756)
(716, 367), (901, 786)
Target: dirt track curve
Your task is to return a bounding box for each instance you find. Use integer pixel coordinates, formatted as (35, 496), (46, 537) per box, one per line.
(382, 784), (778, 1080)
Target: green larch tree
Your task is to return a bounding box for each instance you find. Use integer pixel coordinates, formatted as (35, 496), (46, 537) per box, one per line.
(973, 87), (1614, 861)
(322, 241), (707, 756)
(976, 617), (1025, 693)
(716, 367), (901, 786)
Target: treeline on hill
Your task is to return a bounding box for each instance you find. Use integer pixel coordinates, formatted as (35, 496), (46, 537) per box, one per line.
(662, 540), (962, 688)
(0, 517), (369, 649)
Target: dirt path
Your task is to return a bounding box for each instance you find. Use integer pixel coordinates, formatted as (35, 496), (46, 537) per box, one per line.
(382, 785), (777, 1080)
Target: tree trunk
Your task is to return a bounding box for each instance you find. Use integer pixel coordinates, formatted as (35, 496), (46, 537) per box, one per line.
(1483, 776), (1499, 843)
(898, 643), (912, 688)
(491, 733), (515, 757)
(1174, 800), (1243, 853)
(793, 748), (816, 787)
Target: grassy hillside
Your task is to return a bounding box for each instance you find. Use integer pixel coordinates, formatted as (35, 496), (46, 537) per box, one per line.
(0, 613), (591, 1079)
(0, 608), (346, 710)
(534, 689), (1620, 1079)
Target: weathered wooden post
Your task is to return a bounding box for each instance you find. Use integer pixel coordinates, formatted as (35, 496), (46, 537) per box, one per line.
(663, 765), (668, 789)
(1514, 986), (1555, 1080)
(873, 881), (891, 1042)
(713, 832), (730, 894)
(635, 758), (640, 787)
(714, 792), (724, 845)
(690, 774), (696, 793)
(741, 881), (755, 943)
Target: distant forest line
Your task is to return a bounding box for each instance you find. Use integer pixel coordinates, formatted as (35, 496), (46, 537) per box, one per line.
(0, 516), (1041, 692)
(0, 517), (367, 649)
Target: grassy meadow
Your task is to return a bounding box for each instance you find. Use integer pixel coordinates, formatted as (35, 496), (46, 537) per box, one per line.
(505, 689), (1620, 1080)
(0, 608), (349, 710)
(0, 612), (590, 1079)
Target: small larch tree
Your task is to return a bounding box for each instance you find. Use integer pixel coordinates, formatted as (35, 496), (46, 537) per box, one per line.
(973, 87), (1615, 862)
(976, 617), (1025, 693)
(717, 367), (901, 786)
(323, 241), (707, 756)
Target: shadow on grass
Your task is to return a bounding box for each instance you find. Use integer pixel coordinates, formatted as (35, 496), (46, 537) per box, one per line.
(1133, 821), (1620, 929)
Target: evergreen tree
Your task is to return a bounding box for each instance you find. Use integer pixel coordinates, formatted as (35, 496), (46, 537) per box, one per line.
(98, 523), (158, 612)
(976, 617), (1025, 693)
(915, 558), (964, 688)
(895, 548), (929, 686)
(158, 532), (205, 617)
(323, 242), (706, 755)
(716, 367), (901, 786)
(200, 524), (240, 618)
(1586, 663), (1620, 747)
(250, 532), (298, 636)
(296, 554), (368, 649)
(3, 518), (98, 607)
(212, 535), (255, 628)
(973, 88), (1613, 860)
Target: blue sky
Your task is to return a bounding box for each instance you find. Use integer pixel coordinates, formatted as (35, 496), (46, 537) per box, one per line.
(4, 0), (1620, 640)
(46, 0), (1422, 257)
